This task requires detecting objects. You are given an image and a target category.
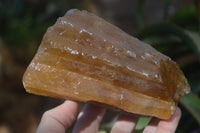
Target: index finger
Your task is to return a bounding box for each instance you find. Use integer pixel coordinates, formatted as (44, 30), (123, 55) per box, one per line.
(37, 100), (79, 133)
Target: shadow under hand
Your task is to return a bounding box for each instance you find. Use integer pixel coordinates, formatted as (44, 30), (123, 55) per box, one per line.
(72, 103), (106, 133)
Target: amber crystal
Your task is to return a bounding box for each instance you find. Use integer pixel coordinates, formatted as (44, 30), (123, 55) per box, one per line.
(23, 9), (190, 119)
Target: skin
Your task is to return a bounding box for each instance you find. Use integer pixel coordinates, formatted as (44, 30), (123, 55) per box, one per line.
(37, 100), (181, 133)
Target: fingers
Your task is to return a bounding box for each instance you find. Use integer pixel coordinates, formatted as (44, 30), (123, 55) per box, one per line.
(111, 113), (139, 133)
(37, 101), (181, 133)
(156, 107), (182, 133)
(72, 104), (106, 133)
(37, 100), (79, 133)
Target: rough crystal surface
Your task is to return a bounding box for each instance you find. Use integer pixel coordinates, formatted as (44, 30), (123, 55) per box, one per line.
(22, 9), (190, 119)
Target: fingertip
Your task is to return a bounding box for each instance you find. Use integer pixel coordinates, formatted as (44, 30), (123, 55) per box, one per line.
(50, 100), (79, 127)
(175, 107), (182, 119)
(156, 106), (182, 133)
(64, 100), (78, 105)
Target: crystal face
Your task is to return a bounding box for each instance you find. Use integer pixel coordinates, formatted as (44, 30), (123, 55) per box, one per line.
(22, 9), (190, 119)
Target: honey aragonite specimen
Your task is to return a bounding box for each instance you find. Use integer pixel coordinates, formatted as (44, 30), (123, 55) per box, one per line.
(22, 9), (190, 119)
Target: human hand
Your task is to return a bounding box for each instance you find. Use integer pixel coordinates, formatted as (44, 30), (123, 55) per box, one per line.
(36, 100), (181, 133)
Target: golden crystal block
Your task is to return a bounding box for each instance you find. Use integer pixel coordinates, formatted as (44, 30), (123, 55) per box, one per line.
(23, 9), (190, 119)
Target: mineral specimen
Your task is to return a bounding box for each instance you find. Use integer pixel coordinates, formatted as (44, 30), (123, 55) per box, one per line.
(22, 9), (190, 119)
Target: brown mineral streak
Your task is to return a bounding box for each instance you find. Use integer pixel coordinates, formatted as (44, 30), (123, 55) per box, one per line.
(23, 9), (190, 119)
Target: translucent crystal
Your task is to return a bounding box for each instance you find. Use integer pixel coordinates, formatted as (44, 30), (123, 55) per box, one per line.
(23, 9), (190, 119)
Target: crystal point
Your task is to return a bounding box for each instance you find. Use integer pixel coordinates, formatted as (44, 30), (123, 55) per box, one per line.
(23, 9), (190, 119)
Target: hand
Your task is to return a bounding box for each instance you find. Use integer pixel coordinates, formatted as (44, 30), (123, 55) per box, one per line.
(36, 100), (181, 133)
